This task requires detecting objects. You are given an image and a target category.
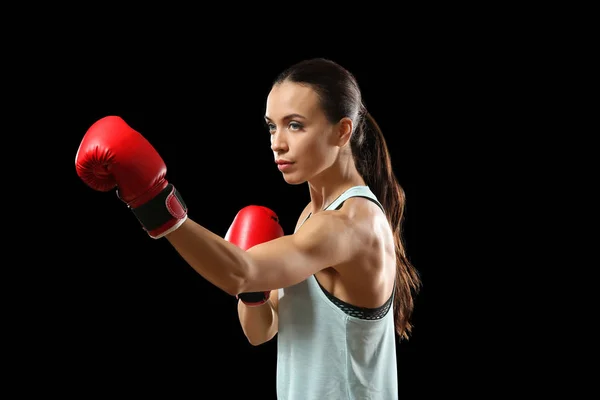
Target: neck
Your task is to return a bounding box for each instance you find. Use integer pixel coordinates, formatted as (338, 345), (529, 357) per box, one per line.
(307, 153), (365, 214)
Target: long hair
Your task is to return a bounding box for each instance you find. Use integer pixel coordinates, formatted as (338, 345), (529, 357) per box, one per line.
(274, 58), (422, 341)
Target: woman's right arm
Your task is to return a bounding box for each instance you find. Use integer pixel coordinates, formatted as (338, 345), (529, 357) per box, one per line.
(237, 290), (279, 346)
(237, 203), (308, 345)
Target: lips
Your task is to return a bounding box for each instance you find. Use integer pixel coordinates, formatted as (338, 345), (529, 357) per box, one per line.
(276, 159), (294, 172)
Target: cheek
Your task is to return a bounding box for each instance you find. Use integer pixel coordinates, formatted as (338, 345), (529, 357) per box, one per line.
(300, 137), (332, 169)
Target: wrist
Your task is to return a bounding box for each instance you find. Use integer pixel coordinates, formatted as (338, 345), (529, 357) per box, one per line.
(127, 183), (188, 239)
(237, 291), (270, 307)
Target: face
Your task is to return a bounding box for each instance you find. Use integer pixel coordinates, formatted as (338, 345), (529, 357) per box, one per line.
(265, 81), (342, 185)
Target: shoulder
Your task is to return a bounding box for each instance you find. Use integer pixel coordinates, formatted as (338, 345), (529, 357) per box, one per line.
(334, 195), (389, 235)
(296, 195), (388, 250)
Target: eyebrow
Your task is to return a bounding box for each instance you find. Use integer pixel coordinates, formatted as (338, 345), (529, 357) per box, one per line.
(264, 113), (307, 121)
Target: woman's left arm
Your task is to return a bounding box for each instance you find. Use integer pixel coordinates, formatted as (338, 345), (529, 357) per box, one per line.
(165, 210), (364, 295)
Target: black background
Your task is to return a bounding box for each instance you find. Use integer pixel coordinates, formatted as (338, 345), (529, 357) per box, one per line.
(11, 39), (491, 397)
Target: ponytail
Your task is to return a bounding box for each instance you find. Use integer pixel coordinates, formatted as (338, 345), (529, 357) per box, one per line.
(358, 111), (422, 341)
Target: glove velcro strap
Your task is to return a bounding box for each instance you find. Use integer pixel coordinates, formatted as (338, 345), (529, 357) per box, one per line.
(237, 291), (270, 306)
(130, 183), (187, 235)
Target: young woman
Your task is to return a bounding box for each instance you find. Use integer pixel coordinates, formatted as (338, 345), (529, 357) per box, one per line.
(75, 58), (421, 399)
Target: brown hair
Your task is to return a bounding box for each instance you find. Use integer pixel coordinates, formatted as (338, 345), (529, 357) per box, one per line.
(274, 58), (422, 341)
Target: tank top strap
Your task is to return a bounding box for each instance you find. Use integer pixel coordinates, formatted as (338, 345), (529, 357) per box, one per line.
(325, 185), (384, 212)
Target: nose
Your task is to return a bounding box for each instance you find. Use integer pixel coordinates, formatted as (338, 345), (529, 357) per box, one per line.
(270, 130), (288, 153)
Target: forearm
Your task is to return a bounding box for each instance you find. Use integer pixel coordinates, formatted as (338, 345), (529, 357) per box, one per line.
(165, 218), (250, 295)
(237, 300), (278, 346)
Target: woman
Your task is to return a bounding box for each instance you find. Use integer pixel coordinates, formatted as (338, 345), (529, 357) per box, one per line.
(171, 58), (421, 399)
(75, 58), (421, 399)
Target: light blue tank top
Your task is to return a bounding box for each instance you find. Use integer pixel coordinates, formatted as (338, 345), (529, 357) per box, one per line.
(276, 186), (399, 400)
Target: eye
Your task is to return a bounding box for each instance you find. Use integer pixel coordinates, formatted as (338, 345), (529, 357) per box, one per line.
(289, 122), (303, 131)
(266, 122), (276, 133)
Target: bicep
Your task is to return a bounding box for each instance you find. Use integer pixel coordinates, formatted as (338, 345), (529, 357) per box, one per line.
(243, 212), (360, 291)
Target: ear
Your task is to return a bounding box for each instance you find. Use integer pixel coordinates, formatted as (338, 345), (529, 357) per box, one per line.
(336, 117), (353, 147)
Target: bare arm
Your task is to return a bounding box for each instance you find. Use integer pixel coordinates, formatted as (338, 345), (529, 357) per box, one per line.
(165, 209), (365, 295)
(236, 204), (304, 346)
(237, 290), (279, 345)
(165, 218), (251, 296)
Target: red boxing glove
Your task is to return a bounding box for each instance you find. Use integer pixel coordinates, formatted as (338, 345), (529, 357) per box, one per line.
(225, 206), (284, 306)
(75, 116), (187, 239)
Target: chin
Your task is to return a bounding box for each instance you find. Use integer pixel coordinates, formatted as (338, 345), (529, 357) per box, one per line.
(282, 174), (306, 185)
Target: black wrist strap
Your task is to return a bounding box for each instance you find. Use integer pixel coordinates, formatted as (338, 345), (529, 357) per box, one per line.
(238, 291), (269, 304)
(130, 184), (187, 231)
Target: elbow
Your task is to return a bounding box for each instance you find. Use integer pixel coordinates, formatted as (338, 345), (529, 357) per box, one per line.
(247, 337), (267, 346)
(246, 331), (275, 346)
(224, 273), (244, 297)
(225, 265), (252, 297)
(220, 252), (257, 296)
(229, 258), (260, 296)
